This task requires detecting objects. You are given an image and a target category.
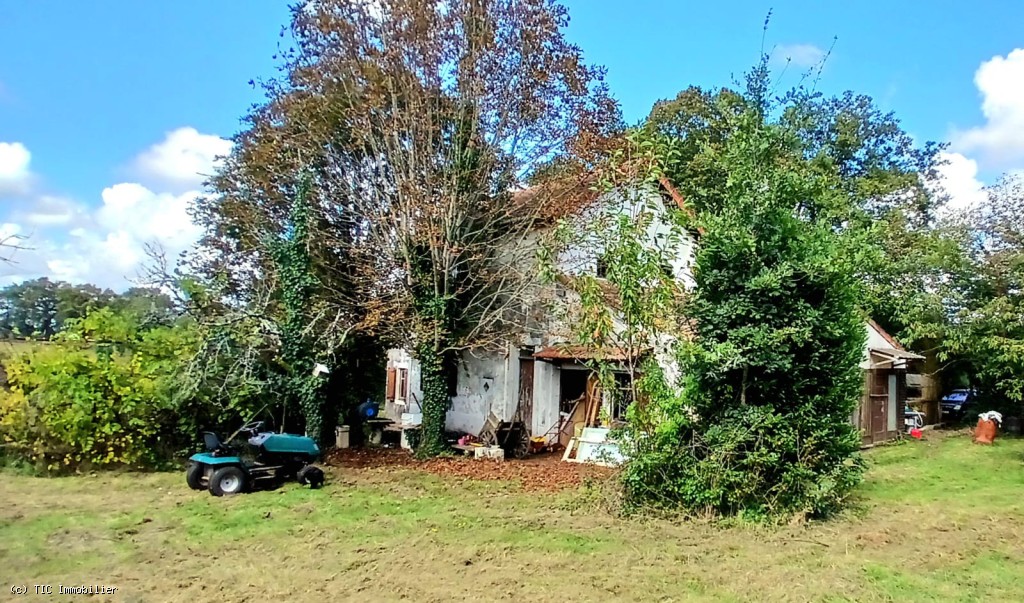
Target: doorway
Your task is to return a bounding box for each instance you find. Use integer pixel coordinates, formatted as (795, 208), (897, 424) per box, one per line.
(518, 358), (534, 434)
(863, 369), (902, 445)
(556, 367), (590, 446)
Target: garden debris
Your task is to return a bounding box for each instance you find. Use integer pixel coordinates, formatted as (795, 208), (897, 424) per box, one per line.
(979, 411), (1003, 424)
(324, 447), (613, 492)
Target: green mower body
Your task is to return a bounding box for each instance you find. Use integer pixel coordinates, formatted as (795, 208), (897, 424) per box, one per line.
(186, 423), (324, 496)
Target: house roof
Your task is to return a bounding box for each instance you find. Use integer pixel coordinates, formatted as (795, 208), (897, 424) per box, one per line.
(533, 345), (640, 362)
(867, 347), (925, 369)
(510, 174), (601, 226)
(512, 173), (694, 228)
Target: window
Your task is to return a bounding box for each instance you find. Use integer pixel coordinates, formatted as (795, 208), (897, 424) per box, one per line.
(394, 368), (409, 402)
(611, 372), (633, 420)
(385, 367), (396, 401)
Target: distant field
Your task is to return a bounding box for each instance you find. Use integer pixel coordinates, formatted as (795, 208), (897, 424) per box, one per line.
(0, 338), (51, 357)
(2, 430), (1024, 602)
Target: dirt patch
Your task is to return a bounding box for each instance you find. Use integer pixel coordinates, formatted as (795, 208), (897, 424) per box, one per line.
(324, 447), (614, 492)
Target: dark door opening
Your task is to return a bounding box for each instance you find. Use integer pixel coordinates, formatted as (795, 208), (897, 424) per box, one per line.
(557, 368), (590, 446)
(518, 358), (534, 434)
(560, 369), (589, 413)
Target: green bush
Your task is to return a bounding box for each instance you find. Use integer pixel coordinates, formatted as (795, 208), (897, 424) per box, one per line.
(623, 405), (864, 520)
(622, 108), (866, 521)
(0, 307), (204, 472)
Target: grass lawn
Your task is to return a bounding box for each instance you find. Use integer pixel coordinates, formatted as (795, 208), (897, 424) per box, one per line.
(3, 431), (1024, 602)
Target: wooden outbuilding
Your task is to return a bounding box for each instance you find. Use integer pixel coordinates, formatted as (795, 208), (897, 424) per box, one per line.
(854, 320), (924, 446)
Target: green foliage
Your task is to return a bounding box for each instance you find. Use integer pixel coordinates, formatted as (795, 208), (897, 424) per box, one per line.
(271, 175), (329, 444)
(0, 307), (202, 472)
(644, 74), (951, 357)
(941, 176), (1024, 414)
(0, 278), (174, 340)
(623, 102), (866, 520)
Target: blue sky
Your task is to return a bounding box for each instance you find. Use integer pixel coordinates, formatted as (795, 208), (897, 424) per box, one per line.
(1, 0), (1022, 289)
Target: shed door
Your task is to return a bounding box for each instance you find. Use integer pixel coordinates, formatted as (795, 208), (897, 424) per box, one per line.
(869, 370), (889, 444)
(518, 358), (534, 435)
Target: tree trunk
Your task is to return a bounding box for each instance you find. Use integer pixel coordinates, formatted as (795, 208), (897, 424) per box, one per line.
(415, 343), (449, 457)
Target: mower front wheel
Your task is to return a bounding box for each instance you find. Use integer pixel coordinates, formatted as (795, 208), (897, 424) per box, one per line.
(209, 466), (248, 496)
(186, 462), (205, 490)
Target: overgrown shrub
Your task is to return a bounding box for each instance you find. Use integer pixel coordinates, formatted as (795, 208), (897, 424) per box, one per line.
(622, 108), (866, 521)
(0, 307), (207, 472)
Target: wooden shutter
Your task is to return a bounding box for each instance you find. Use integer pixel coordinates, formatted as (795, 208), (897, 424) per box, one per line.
(385, 367), (397, 401)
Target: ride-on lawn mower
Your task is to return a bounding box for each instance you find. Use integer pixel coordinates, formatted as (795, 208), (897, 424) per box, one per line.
(186, 420), (325, 496)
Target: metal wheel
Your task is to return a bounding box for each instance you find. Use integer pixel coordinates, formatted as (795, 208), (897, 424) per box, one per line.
(220, 474), (241, 492)
(514, 432), (530, 459)
(209, 466), (247, 496)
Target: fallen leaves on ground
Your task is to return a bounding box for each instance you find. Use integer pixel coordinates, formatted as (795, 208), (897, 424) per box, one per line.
(324, 447), (614, 492)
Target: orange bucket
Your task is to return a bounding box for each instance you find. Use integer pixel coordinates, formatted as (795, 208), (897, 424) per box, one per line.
(974, 418), (997, 444)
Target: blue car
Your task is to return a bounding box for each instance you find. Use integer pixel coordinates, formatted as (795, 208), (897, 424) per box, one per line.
(940, 389), (976, 422)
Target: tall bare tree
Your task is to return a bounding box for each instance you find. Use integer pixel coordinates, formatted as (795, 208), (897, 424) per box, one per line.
(197, 0), (618, 454)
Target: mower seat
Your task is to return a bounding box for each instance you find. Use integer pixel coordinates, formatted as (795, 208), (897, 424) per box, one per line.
(203, 432), (223, 451)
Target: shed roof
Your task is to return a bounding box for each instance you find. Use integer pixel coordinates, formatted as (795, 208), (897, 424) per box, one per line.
(533, 345), (640, 362)
(868, 346), (925, 369)
(868, 319), (905, 351)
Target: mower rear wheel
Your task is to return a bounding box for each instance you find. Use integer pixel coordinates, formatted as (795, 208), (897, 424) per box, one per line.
(186, 462), (204, 490)
(209, 466), (247, 496)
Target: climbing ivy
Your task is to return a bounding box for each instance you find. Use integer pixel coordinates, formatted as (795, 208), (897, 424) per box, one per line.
(407, 245), (456, 457)
(271, 175), (328, 444)
(414, 341), (449, 457)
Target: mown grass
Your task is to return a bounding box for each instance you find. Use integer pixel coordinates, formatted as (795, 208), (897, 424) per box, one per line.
(2, 430), (1024, 602)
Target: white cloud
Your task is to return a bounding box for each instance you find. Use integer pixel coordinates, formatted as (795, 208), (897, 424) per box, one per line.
(97, 183), (204, 251)
(0, 184), (204, 289)
(771, 43), (825, 69)
(0, 188), (204, 289)
(952, 48), (1024, 167)
(0, 127), (220, 290)
(0, 141), (33, 196)
(932, 151), (988, 213)
(133, 127), (232, 193)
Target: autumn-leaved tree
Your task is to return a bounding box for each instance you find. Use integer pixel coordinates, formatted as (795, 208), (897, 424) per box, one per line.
(234, 0), (619, 455)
